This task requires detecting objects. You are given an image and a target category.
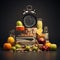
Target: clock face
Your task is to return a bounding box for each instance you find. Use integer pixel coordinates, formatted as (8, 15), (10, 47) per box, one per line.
(23, 14), (37, 27)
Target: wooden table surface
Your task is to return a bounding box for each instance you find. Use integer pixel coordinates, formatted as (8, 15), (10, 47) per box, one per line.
(0, 47), (60, 60)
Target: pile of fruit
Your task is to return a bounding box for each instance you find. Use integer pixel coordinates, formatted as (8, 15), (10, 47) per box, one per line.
(3, 36), (57, 52)
(36, 19), (57, 51)
(3, 36), (15, 50)
(3, 20), (57, 52)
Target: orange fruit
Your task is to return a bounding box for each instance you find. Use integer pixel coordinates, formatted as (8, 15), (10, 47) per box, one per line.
(3, 43), (12, 50)
(7, 36), (15, 45)
(45, 42), (51, 48)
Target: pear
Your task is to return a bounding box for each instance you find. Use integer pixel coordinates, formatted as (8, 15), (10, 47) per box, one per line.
(15, 44), (21, 49)
(11, 46), (16, 51)
(16, 21), (23, 26)
(25, 45), (31, 51)
(32, 46), (38, 51)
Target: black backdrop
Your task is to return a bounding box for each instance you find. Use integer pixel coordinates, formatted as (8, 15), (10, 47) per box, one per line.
(0, 0), (60, 48)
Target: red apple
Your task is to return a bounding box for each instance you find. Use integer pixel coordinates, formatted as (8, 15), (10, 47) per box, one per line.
(41, 45), (49, 51)
(16, 26), (25, 31)
(37, 37), (46, 44)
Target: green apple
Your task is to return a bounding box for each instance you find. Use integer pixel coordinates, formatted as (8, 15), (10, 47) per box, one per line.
(15, 44), (21, 49)
(16, 21), (23, 26)
(50, 44), (57, 51)
(33, 46), (38, 51)
(25, 45), (30, 51)
(11, 46), (16, 51)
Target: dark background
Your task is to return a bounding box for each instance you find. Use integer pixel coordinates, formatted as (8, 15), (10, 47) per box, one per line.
(0, 0), (60, 48)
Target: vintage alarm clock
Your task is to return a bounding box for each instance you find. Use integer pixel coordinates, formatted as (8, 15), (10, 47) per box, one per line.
(23, 5), (37, 28)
